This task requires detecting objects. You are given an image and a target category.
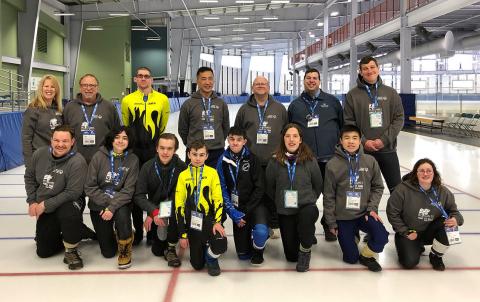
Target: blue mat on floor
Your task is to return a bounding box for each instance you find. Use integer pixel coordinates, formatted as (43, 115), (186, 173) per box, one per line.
(0, 112), (23, 171)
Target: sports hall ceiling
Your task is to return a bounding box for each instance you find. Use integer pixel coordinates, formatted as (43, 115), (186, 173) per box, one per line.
(52, 0), (480, 67)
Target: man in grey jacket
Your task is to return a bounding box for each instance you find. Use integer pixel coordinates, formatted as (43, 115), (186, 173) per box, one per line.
(234, 76), (288, 239)
(178, 67), (230, 167)
(344, 56), (404, 194)
(24, 125), (88, 270)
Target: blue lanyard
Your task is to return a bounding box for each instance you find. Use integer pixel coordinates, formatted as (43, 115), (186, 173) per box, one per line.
(364, 82), (379, 108)
(419, 186), (448, 219)
(81, 103), (98, 128)
(109, 150), (127, 186)
(343, 151), (360, 189)
(302, 96), (318, 116)
(227, 149), (245, 194)
(285, 160), (297, 190)
(202, 98), (212, 125)
(154, 161), (176, 195)
(256, 99), (269, 126)
(189, 165), (204, 208)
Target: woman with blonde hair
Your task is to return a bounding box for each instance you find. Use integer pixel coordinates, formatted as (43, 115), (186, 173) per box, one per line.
(22, 74), (63, 167)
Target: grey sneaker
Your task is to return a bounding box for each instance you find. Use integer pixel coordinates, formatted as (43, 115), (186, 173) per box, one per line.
(296, 250), (311, 272)
(63, 248), (83, 270)
(164, 246), (181, 267)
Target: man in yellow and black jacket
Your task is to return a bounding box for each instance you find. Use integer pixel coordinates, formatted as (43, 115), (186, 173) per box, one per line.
(122, 67), (170, 245)
(175, 140), (227, 276)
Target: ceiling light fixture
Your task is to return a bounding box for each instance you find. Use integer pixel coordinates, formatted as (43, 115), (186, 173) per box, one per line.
(109, 13), (129, 17)
(146, 37), (161, 41)
(85, 26), (104, 31)
(236, 1), (255, 4)
(53, 12), (75, 16)
(234, 17), (250, 20)
(232, 28), (246, 32)
(317, 22), (324, 27)
(257, 28), (271, 32)
(262, 16), (278, 20)
(204, 16), (220, 20)
(199, 0), (219, 3)
(330, 11), (339, 17)
(208, 28), (222, 31)
(270, 1), (290, 3)
(131, 26), (148, 31)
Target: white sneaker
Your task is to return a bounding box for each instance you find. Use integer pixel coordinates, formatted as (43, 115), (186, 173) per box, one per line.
(269, 228), (281, 239)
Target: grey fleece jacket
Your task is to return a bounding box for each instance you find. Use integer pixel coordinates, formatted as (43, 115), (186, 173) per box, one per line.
(84, 146), (139, 213)
(178, 91), (230, 150)
(234, 95), (288, 166)
(344, 75), (404, 153)
(24, 146), (87, 213)
(386, 179), (464, 236)
(63, 94), (121, 164)
(323, 145), (384, 229)
(22, 106), (63, 168)
(265, 157), (323, 215)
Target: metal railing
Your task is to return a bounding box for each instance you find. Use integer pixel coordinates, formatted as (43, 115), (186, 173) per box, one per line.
(0, 68), (30, 112)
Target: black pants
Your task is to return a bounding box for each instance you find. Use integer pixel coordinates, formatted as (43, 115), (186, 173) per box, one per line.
(36, 201), (83, 258)
(317, 161), (329, 229)
(151, 211), (180, 256)
(278, 203), (319, 262)
(261, 164), (278, 229)
(232, 204), (269, 256)
(185, 148), (224, 168)
(188, 219), (228, 270)
(394, 218), (449, 269)
(90, 205), (132, 258)
(366, 151), (401, 193)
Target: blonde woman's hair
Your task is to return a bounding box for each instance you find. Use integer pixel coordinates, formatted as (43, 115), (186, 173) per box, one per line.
(28, 74), (62, 112)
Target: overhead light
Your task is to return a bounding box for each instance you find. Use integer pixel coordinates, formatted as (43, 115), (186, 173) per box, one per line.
(146, 37), (161, 41)
(315, 38), (320, 42)
(131, 26), (148, 31)
(309, 34), (315, 38)
(254, 37), (266, 40)
(208, 28), (222, 32)
(85, 26), (104, 31)
(232, 37), (243, 41)
(204, 16), (220, 20)
(262, 16), (278, 20)
(54, 11), (75, 16)
(200, 0), (219, 3)
(257, 28), (271, 32)
(232, 44), (243, 47)
(236, 1), (255, 3)
(109, 13), (129, 17)
(234, 17), (250, 20)
(317, 22), (324, 27)
(210, 37), (222, 40)
(330, 11), (339, 17)
(252, 44), (262, 47)
(232, 28), (246, 32)
(214, 44), (223, 47)
(271, 1), (290, 3)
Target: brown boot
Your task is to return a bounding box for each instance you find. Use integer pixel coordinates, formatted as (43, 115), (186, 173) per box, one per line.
(118, 233), (134, 269)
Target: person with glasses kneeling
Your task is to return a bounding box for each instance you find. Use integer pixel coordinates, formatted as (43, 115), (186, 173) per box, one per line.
(387, 158), (464, 271)
(265, 124), (323, 272)
(84, 126), (139, 269)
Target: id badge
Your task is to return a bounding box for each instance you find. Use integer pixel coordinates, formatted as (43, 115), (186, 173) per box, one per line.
(346, 191), (361, 210)
(445, 226), (462, 245)
(105, 188), (115, 199)
(203, 126), (215, 140)
(159, 200), (172, 218)
(307, 116), (319, 128)
(231, 193), (239, 207)
(369, 110), (383, 128)
(256, 132), (268, 144)
(190, 211), (203, 231)
(82, 129), (96, 146)
(284, 190), (298, 208)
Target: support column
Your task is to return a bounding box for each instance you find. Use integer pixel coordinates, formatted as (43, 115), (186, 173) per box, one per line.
(178, 41), (189, 95)
(274, 52), (283, 95)
(321, 10), (329, 92)
(400, 0), (412, 93)
(213, 50), (222, 93)
(68, 16), (83, 99)
(349, 0), (358, 89)
(240, 53), (251, 94)
(17, 0), (41, 91)
(190, 45), (201, 92)
(296, 39), (302, 95)
(170, 28), (184, 93)
(292, 38), (298, 95)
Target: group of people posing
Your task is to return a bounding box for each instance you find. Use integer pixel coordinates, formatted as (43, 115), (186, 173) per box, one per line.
(22, 56), (463, 276)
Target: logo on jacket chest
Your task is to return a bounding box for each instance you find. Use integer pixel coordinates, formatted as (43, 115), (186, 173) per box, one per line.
(265, 114), (277, 119)
(43, 174), (54, 189)
(241, 162), (250, 172)
(417, 208), (434, 221)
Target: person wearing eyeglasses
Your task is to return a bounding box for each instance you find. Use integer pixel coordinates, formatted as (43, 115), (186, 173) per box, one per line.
(234, 76), (288, 240)
(121, 66), (170, 245)
(386, 158), (464, 271)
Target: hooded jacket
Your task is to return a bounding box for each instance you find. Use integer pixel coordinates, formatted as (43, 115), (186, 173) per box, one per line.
(22, 104), (63, 168)
(387, 178), (464, 236)
(234, 94), (288, 166)
(134, 154), (187, 216)
(178, 91), (230, 150)
(323, 145), (384, 229)
(63, 93), (121, 163)
(344, 75), (404, 153)
(288, 91), (343, 162)
(216, 146), (265, 224)
(84, 146), (139, 213)
(24, 146), (87, 213)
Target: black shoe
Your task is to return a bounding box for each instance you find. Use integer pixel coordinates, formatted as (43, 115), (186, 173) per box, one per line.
(63, 248), (83, 270)
(251, 248), (265, 266)
(133, 230), (143, 246)
(206, 259), (221, 276)
(312, 236), (318, 245)
(359, 255), (382, 272)
(164, 247), (181, 267)
(81, 224), (97, 241)
(429, 253), (445, 271)
(323, 224), (337, 242)
(296, 250), (311, 272)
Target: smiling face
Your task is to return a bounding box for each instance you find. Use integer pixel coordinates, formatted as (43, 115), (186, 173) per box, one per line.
(197, 70), (214, 97)
(252, 76), (270, 99)
(359, 60), (380, 85)
(303, 71), (320, 95)
(340, 131), (361, 155)
(284, 127), (302, 153)
(417, 162), (434, 188)
(157, 138), (176, 165)
(227, 134), (247, 154)
(112, 131), (129, 154)
(79, 75), (99, 103)
(188, 147), (208, 167)
(42, 79), (56, 104)
(51, 131), (75, 158)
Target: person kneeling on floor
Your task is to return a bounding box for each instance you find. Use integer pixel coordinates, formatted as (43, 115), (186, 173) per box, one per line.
(25, 125), (88, 270)
(323, 125), (388, 272)
(175, 140), (227, 276)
